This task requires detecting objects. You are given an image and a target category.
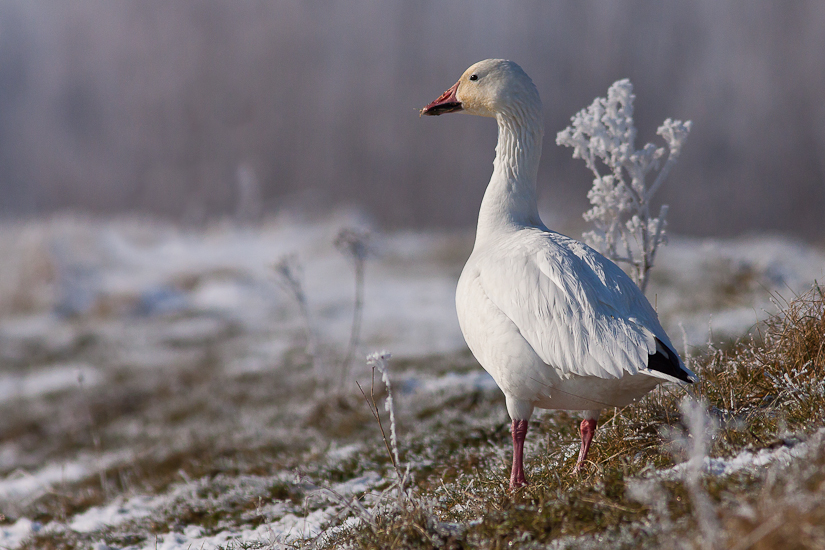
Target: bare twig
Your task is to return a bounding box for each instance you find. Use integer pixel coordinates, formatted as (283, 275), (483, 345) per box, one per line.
(273, 254), (319, 376)
(356, 374), (398, 476)
(77, 370), (109, 499)
(335, 228), (371, 385)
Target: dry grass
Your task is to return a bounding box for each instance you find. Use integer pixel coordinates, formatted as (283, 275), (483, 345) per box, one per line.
(330, 284), (825, 549)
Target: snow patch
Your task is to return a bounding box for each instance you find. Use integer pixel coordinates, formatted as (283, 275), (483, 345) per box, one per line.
(0, 518), (43, 550)
(400, 370), (498, 396)
(0, 451), (129, 503)
(326, 443), (363, 464)
(0, 363), (102, 404)
(69, 495), (161, 533)
(665, 436), (812, 480)
(144, 506), (336, 550)
(332, 471), (383, 496)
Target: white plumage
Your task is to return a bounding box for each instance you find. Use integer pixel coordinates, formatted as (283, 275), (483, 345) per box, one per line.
(422, 59), (695, 488)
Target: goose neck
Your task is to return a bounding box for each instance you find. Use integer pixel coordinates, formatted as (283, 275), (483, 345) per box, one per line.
(475, 111), (544, 244)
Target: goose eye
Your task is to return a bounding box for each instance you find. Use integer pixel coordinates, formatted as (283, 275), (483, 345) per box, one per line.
(469, 74), (478, 81)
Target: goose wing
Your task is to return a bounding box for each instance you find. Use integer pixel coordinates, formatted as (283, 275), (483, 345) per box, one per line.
(478, 230), (693, 382)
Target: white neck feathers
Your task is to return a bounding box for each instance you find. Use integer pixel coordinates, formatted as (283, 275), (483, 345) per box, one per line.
(475, 103), (544, 245)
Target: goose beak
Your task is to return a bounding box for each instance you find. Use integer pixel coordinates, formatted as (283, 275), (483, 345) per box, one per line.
(421, 81), (462, 116)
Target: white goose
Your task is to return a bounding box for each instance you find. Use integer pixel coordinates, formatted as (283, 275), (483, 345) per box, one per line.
(422, 59), (695, 489)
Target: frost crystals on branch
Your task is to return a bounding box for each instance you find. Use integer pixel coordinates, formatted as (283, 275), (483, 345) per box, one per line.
(359, 351), (411, 503)
(556, 79), (691, 293)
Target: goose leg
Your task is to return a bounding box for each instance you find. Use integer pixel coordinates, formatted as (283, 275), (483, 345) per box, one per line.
(510, 419), (529, 489)
(574, 417), (599, 473)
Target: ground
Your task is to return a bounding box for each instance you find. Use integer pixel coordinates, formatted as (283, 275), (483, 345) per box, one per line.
(0, 213), (823, 549)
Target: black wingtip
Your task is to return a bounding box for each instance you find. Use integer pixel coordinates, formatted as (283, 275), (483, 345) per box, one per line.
(648, 338), (693, 383)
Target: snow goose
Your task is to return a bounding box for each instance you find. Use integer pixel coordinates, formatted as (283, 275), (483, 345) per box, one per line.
(421, 59), (695, 489)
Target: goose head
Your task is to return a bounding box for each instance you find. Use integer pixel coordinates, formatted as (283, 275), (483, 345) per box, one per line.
(421, 59), (541, 120)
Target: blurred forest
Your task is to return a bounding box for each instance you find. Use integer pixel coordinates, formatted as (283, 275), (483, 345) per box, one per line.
(0, 1), (823, 238)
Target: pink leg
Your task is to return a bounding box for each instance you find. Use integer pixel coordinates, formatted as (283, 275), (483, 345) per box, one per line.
(574, 418), (598, 473)
(510, 419), (529, 489)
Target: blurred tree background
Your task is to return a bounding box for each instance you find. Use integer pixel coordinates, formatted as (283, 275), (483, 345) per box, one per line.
(0, 1), (823, 238)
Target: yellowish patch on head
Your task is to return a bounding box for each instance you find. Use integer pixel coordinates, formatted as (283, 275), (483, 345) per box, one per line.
(454, 59), (540, 118)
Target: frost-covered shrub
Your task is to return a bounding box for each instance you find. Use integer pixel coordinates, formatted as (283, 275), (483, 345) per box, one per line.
(557, 79), (691, 293)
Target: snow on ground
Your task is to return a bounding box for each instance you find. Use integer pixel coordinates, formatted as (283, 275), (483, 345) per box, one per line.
(140, 506), (337, 550)
(0, 450), (133, 504)
(651, 235), (825, 345)
(1, 215), (821, 366)
(0, 213), (469, 362)
(0, 213), (822, 548)
(1, 466), (385, 549)
(398, 370), (499, 396)
(664, 429), (820, 479)
(0, 362), (101, 404)
(69, 494), (160, 533)
(0, 518), (42, 550)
